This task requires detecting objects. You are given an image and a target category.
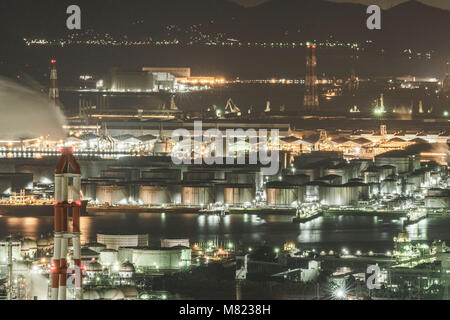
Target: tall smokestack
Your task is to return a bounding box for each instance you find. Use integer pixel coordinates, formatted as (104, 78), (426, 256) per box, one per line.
(49, 59), (59, 105)
(304, 44), (319, 111)
(51, 147), (82, 300)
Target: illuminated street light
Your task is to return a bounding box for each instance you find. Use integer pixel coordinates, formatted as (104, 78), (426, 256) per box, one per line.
(335, 288), (346, 299)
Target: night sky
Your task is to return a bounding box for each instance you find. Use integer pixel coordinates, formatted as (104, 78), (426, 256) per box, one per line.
(232, 0), (450, 10)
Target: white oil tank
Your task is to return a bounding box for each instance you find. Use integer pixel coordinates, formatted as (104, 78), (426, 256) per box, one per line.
(139, 186), (171, 205)
(181, 185), (214, 206)
(96, 185), (128, 205)
(99, 249), (119, 266)
(224, 186), (255, 205)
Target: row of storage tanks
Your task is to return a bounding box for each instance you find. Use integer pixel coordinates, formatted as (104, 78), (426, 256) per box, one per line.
(92, 177), (446, 206)
(87, 184), (257, 206)
(85, 179), (373, 208)
(90, 179), (449, 209)
(86, 235), (192, 272)
(266, 181), (370, 206)
(90, 181), (373, 207)
(364, 165), (446, 196)
(81, 160), (448, 207)
(83, 168), (263, 206)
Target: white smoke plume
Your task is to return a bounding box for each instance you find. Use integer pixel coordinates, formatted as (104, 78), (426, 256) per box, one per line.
(0, 77), (67, 140)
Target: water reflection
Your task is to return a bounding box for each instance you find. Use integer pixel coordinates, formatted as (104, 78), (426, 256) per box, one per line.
(0, 214), (447, 253)
(406, 219), (428, 240)
(2, 217), (49, 240)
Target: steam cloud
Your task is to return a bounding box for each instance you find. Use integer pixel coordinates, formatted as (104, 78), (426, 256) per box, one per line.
(0, 77), (67, 140)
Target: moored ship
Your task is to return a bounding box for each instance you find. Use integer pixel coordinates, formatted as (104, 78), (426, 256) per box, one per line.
(199, 203), (230, 216)
(292, 203), (323, 223)
(403, 208), (428, 227)
(0, 191), (87, 217)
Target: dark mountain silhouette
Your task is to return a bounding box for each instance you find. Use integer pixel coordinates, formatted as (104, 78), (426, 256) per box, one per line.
(0, 0), (449, 51)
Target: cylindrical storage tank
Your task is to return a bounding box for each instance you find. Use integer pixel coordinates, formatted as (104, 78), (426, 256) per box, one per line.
(86, 243), (107, 254)
(85, 260), (103, 278)
(403, 183), (416, 195)
(297, 185), (307, 203)
(378, 165), (396, 180)
(139, 185), (171, 205)
(119, 261), (135, 278)
(118, 247), (134, 263)
(323, 169), (348, 183)
(380, 179), (400, 195)
(368, 183), (380, 196)
(406, 174), (424, 187)
(375, 155), (410, 173)
(20, 239), (37, 258)
(97, 234), (149, 250)
(0, 240), (21, 264)
(169, 185), (181, 204)
(99, 249), (119, 266)
(37, 237), (51, 251)
(319, 185), (342, 206)
(224, 185), (255, 205)
(319, 183), (369, 206)
(96, 185), (128, 205)
(132, 247), (191, 270)
(363, 170), (379, 183)
(306, 182), (323, 202)
(181, 185), (214, 206)
(266, 182), (298, 206)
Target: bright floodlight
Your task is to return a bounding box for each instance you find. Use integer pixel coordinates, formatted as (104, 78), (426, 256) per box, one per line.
(332, 287), (347, 300)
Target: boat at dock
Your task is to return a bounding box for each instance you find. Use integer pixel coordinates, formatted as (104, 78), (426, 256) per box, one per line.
(292, 203), (323, 223)
(0, 191), (88, 217)
(403, 208), (428, 227)
(199, 204), (230, 217)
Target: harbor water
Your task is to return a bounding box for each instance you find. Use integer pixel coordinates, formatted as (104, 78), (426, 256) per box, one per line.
(0, 213), (448, 253)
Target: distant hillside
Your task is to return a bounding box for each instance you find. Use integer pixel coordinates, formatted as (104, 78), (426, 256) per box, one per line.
(0, 0), (449, 51)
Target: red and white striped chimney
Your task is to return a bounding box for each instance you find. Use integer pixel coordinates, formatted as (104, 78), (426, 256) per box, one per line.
(51, 147), (83, 300)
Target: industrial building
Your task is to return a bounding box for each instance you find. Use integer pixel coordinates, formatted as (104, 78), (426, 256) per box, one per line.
(98, 68), (176, 92)
(97, 234), (149, 250)
(118, 246), (191, 272)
